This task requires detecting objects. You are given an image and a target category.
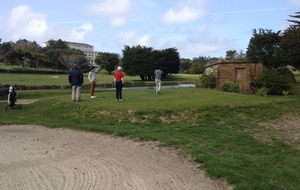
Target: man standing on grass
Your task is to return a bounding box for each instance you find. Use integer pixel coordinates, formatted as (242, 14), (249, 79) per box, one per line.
(88, 66), (97, 99)
(68, 64), (83, 102)
(154, 67), (163, 94)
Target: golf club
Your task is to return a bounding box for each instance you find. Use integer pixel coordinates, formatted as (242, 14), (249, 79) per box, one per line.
(96, 81), (105, 98)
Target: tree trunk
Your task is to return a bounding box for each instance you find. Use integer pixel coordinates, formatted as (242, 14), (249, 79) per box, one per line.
(139, 74), (145, 80)
(36, 57), (39, 69)
(15, 57), (26, 70)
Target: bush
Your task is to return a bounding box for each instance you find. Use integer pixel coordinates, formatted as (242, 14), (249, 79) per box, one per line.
(0, 68), (68, 74)
(196, 73), (215, 88)
(250, 67), (295, 95)
(0, 87), (8, 100)
(221, 82), (240, 93)
(256, 87), (269, 96)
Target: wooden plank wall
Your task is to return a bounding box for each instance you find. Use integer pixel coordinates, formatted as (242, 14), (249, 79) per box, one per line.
(216, 63), (263, 92)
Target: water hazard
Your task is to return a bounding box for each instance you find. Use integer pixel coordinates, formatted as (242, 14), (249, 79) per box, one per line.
(96, 84), (195, 91)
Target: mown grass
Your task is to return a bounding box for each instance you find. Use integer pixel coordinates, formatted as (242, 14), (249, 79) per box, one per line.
(0, 70), (136, 86)
(1, 70), (300, 189)
(0, 63), (198, 86)
(0, 70), (197, 86)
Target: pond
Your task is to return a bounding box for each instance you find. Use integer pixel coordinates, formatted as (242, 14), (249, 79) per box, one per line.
(96, 84), (196, 91)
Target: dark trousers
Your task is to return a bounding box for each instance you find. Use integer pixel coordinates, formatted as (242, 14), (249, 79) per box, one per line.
(116, 82), (123, 99)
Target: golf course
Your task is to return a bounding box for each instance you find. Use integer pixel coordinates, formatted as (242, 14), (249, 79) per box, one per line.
(1, 67), (300, 190)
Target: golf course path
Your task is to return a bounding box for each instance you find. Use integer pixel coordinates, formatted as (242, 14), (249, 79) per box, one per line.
(0, 125), (232, 190)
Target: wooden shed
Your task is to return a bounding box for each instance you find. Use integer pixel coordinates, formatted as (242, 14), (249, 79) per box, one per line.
(205, 62), (263, 92)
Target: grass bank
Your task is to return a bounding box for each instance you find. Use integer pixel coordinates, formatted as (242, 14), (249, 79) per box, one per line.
(1, 84), (300, 189)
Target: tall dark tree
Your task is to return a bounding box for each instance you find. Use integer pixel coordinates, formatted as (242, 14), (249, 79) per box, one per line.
(279, 27), (300, 70)
(58, 49), (87, 70)
(225, 50), (238, 61)
(148, 50), (162, 79)
(4, 49), (32, 70)
(42, 39), (70, 70)
(43, 49), (62, 69)
(188, 56), (210, 74)
(14, 39), (41, 53)
(160, 48), (180, 77)
(180, 58), (191, 73)
(246, 28), (283, 69)
(122, 45), (154, 80)
(188, 63), (202, 74)
(0, 41), (13, 62)
(278, 12), (300, 70)
(225, 50), (247, 61)
(30, 52), (52, 68)
(44, 39), (68, 50)
(287, 11), (300, 26)
(95, 52), (120, 74)
(122, 45), (180, 80)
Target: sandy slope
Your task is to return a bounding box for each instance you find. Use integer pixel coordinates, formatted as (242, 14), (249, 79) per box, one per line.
(0, 125), (232, 190)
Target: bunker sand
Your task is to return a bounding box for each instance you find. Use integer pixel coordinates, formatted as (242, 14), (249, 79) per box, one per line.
(0, 125), (232, 190)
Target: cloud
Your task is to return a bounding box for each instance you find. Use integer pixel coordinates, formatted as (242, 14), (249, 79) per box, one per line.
(289, 0), (300, 9)
(181, 37), (230, 56)
(0, 16), (3, 36)
(111, 17), (126, 27)
(162, 0), (207, 24)
(86, 0), (133, 26)
(209, 8), (287, 15)
(115, 31), (154, 47)
(113, 25), (232, 58)
(70, 23), (93, 41)
(161, 27), (232, 58)
(8, 5), (48, 41)
(166, 39), (228, 58)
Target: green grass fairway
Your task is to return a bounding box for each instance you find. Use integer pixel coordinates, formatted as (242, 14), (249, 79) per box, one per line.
(0, 68), (198, 86)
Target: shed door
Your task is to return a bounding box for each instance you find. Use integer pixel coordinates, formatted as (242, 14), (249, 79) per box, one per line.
(235, 68), (246, 92)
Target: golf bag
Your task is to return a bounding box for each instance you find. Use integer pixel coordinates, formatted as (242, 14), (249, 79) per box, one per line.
(5, 85), (22, 110)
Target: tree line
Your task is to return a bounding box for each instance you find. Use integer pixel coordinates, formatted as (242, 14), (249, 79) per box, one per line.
(0, 39), (88, 71)
(0, 12), (299, 83)
(179, 12), (300, 75)
(245, 12), (300, 95)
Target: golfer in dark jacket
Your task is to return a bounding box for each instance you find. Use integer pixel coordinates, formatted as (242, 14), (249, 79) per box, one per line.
(68, 64), (84, 102)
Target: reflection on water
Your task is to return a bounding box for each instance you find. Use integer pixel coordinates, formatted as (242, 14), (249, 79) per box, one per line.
(96, 84), (195, 91)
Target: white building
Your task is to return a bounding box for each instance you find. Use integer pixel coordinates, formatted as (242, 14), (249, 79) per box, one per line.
(64, 41), (99, 62)
(44, 40), (100, 63)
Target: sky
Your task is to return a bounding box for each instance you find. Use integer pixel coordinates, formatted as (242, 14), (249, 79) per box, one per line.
(0, 0), (299, 59)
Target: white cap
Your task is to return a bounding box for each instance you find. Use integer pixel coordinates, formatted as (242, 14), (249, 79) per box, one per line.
(117, 66), (122, 70)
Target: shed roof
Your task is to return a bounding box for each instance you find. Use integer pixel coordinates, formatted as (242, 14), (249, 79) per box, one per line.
(205, 61), (261, 68)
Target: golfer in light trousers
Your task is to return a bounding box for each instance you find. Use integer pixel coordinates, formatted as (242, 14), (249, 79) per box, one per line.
(154, 67), (163, 94)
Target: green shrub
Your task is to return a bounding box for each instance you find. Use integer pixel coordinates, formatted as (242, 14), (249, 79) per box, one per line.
(196, 73), (215, 88)
(0, 87), (8, 100)
(250, 67), (295, 95)
(0, 68), (67, 74)
(282, 90), (289, 97)
(132, 81), (146, 86)
(221, 82), (240, 93)
(256, 87), (269, 96)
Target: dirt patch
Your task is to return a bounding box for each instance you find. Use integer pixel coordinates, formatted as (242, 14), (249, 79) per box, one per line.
(253, 115), (300, 149)
(0, 125), (232, 190)
(17, 99), (40, 104)
(1, 99), (39, 105)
